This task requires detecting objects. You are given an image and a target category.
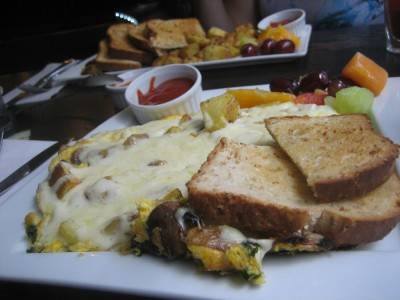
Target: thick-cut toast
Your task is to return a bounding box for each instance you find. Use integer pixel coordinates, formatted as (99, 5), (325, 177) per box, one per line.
(187, 138), (400, 248)
(129, 18), (206, 51)
(106, 23), (154, 64)
(147, 18), (205, 50)
(127, 22), (166, 57)
(95, 40), (142, 72)
(265, 114), (399, 202)
(146, 19), (188, 49)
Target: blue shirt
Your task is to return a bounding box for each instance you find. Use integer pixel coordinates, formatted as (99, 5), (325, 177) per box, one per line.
(259, 0), (384, 29)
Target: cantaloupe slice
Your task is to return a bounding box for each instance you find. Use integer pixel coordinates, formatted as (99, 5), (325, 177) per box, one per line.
(341, 52), (388, 96)
(227, 89), (295, 108)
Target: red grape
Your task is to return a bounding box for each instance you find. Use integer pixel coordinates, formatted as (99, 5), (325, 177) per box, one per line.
(259, 39), (276, 55)
(272, 39), (295, 54)
(241, 44), (258, 57)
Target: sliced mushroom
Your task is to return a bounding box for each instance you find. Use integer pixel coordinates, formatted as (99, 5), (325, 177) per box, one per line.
(146, 201), (187, 259)
(123, 133), (149, 147)
(179, 114), (192, 124)
(49, 163), (69, 186)
(148, 160), (167, 167)
(165, 126), (182, 134)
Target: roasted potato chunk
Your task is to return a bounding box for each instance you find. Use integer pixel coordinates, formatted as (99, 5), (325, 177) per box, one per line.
(200, 93), (240, 131)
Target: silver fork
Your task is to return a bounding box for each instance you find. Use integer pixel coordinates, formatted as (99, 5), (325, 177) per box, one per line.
(18, 59), (80, 94)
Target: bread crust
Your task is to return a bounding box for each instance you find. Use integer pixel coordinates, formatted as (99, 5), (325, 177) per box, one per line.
(314, 155), (396, 202)
(314, 208), (400, 247)
(95, 40), (142, 71)
(188, 186), (400, 248)
(188, 189), (311, 239)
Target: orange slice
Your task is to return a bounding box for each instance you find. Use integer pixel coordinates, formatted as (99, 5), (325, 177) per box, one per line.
(227, 89), (295, 108)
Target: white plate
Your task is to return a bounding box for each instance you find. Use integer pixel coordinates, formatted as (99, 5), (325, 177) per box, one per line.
(1, 79), (400, 300)
(53, 25), (312, 84)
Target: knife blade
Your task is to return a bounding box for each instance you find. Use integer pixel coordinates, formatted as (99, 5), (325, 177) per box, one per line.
(36, 59), (79, 89)
(0, 142), (60, 195)
(55, 74), (123, 88)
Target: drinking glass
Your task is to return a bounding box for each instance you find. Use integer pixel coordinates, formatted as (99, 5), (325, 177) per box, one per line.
(384, 0), (400, 54)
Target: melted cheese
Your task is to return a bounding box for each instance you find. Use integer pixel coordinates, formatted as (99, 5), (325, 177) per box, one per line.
(219, 225), (274, 263)
(33, 103), (336, 251)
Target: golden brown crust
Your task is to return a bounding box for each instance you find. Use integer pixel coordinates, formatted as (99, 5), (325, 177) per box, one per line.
(188, 189), (311, 239)
(189, 186), (400, 247)
(314, 156), (396, 202)
(314, 208), (400, 247)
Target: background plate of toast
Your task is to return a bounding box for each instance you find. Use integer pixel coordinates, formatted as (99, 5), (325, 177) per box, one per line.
(54, 24), (312, 84)
(0, 79), (399, 300)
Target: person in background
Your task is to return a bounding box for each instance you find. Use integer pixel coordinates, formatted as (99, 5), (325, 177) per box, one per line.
(191, 0), (258, 31)
(191, 0), (384, 31)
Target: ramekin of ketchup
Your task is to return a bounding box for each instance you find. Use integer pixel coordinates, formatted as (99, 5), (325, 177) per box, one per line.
(137, 77), (194, 106)
(125, 64), (202, 124)
(257, 8), (305, 34)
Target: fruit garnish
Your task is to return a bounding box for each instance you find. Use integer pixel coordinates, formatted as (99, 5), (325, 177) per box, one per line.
(227, 89), (295, 108)
(327, 86), (374, 115)
(294, 93), (325, 105)
(240, 44), (259, 57)
(259, 39), (276, 55)
(341, 52), (388, 96)
(257, 25), (300, 48)
(272, 39), (295, 54)
(201, 93), (240, 132)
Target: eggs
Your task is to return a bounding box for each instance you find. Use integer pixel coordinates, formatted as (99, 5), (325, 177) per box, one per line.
(25, 102), (336, 253)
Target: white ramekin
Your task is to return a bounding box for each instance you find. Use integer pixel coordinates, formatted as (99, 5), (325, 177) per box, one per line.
(257, 9), (306, 35)
(125, 64), (202, 124)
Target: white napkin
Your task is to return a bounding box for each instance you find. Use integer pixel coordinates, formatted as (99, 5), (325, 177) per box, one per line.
(3, 63), (65, 106)
(0, 139), (56, 183)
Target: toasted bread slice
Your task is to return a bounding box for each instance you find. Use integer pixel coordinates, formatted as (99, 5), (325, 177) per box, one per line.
(147, 19), (188, 49)
(187, 138), (400, 248)
(95, 40), (142, 72)
(265, 115), (399, 202)
(106, 23), (154, 64)
(127, 22), (166, 57)
(147, 18), (206, 50)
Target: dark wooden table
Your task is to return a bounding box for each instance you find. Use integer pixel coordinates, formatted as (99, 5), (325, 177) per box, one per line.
(1, 24), (399, 299)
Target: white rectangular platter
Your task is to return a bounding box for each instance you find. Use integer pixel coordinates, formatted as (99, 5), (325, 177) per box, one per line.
(55, 25), (312, 83)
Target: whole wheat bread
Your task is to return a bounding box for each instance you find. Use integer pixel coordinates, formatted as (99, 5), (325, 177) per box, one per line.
(106, 23), (154, 64)
(187, 138), (400, 248)
(265, 115), (399, 202)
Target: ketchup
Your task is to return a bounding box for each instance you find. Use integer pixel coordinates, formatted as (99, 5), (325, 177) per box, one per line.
(137, 77), (194, 105)
(270, 18), (296, 27)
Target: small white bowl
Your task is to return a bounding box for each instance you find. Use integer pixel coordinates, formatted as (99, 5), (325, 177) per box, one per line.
(258, 9), (306, 35)
(105, 68), (149, 110)
(125, 64), (202, 124)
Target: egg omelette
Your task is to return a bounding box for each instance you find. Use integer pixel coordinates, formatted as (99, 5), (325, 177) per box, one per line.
(24, 102), (336, 253)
